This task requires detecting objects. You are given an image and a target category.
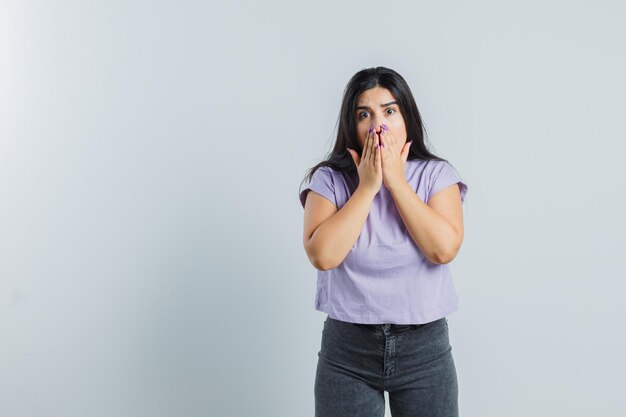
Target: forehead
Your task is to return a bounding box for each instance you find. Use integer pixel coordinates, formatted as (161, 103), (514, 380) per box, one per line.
(356, 86), (396, 105)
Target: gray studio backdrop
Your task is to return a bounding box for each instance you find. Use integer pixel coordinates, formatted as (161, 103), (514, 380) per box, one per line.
(1, 1), (624, 416)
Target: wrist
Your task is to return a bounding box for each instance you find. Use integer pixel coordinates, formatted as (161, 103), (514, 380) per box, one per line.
(387, 178), (410, 194)
(355, 184), (379, 200)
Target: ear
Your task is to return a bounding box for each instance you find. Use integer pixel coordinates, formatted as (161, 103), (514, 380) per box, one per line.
(401, 141), (412, 162)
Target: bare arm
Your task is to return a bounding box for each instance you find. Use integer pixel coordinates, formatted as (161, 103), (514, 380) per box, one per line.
(387, 180), (464, 264)
(303, 186), (376, 271)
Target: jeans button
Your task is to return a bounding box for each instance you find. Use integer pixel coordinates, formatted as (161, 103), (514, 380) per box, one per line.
(383, 323), (391, 330)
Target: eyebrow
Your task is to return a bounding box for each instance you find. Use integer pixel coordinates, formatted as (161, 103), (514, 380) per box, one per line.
(355, 101), (398, 111)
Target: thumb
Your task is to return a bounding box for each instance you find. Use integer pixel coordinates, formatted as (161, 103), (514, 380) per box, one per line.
(346, 148), (360, 167)
(401, 141), (412, 162)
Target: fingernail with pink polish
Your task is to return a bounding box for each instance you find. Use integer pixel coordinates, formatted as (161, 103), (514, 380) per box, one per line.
(382, 123), (388, 131)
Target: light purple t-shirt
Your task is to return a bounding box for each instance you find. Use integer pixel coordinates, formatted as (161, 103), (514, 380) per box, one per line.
(299, 158), (468, 324)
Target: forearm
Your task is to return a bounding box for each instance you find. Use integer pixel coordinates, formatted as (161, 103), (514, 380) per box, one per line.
(308, 186), (376, 270)
(388, 180), (459, 264)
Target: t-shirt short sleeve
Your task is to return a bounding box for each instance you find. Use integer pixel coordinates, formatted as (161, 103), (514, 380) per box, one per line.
(299, 166), (336, 208)
(428, 161), (468, 203)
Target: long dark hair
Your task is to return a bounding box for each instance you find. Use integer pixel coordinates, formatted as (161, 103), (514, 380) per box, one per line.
(299, 66), (447, 194)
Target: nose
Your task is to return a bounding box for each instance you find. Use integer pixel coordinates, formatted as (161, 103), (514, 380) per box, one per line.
(370, 120), (383, 135)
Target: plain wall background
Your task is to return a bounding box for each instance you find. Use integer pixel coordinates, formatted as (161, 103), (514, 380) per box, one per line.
(1, 1), (625, 416)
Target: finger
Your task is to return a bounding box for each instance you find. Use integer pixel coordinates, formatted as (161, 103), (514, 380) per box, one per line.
(380, 125), (391, 151)
(362, 125), (373, 162)
(382, 126), (398, 155)
(381, 125), (392, 152)
(347, 148), (360, 167)
(367, 125), (378, 164)
(378, 133), (385, 165)
(370, 130), (380, 164)
(379, 127), (388, 154)
(374, 136), (382, 172)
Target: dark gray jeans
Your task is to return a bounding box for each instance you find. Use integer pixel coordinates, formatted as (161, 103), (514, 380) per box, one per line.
(315, 315), (458, 417)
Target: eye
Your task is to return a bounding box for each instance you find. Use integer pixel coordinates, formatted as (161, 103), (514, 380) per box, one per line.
(386, 108), (396, 115)
(357, 111), (370, 120)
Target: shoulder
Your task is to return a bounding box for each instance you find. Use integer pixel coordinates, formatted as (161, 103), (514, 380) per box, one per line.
(404, 158), (439, 176)
(300, 165), (342, 208)
(421, 158), (452, 170)
(425, 159), (467, 203)
(313, 165), (336, 176)
(405, 158), (446, 168)
(413, 158), (461, 179)
(311, 165), (354, 185)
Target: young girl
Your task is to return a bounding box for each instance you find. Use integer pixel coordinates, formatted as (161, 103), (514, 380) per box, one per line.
(299, 67), (468, 417)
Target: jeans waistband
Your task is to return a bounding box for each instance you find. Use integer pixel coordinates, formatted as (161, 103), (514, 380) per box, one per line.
(327, 315), (445, 331)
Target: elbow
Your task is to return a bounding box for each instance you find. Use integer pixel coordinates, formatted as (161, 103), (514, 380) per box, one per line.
(305, 243), (339, 271)
(316, 260), (337, 271)
(433, 251), (455, 265)
(310, 255), (338, 271)
(431, 239), (463, 265)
